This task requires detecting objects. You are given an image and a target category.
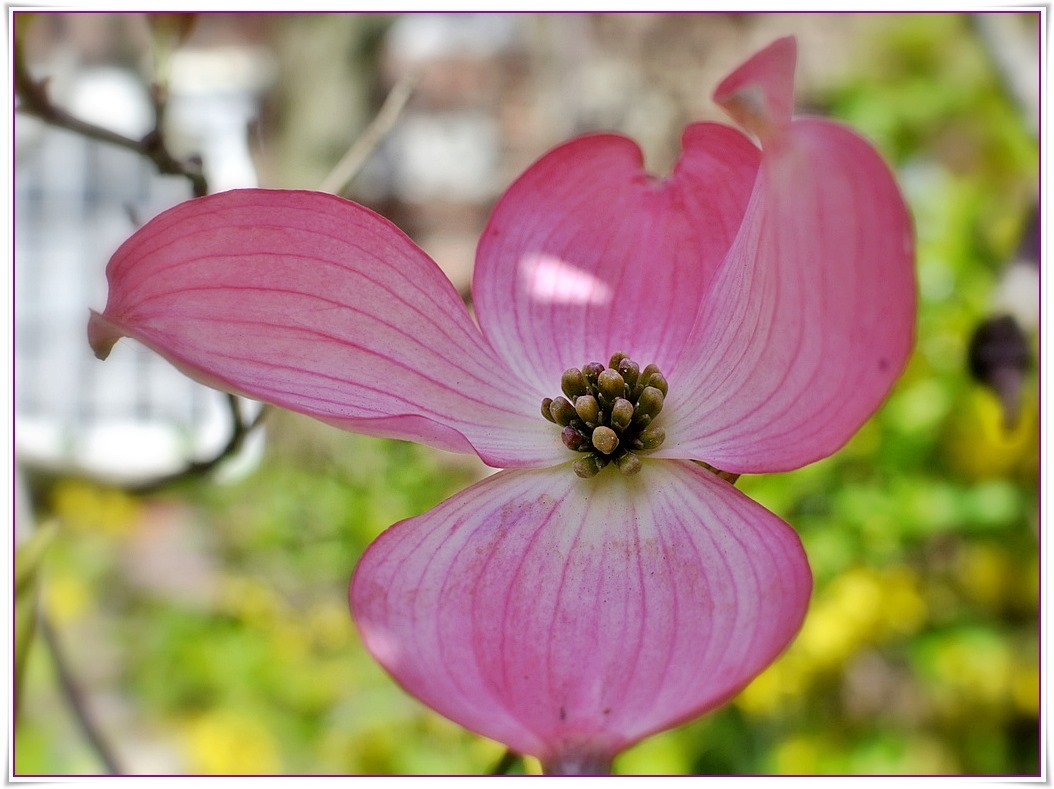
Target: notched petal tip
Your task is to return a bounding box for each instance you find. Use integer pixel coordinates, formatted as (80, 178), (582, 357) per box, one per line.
(87, 309), (125, 360)
(713, 35), (797, 143)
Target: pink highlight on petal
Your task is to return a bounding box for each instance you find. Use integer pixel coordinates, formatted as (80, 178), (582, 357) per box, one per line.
(520, 253), (613, 306)
(351, 461), (812, 768)
(713, 35), (797, 142)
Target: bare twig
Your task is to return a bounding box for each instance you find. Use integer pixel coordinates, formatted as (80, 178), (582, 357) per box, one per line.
(128, 396), (270, 494)
(39, 613), (123, 774)
(318, 71), (418, 196)
(14, 33), (208, 197)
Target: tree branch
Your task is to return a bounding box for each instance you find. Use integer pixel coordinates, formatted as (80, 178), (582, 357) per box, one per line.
(14, 31), (208, 197)
(128, 396), (269, 494)
(318, 70), (418, 196)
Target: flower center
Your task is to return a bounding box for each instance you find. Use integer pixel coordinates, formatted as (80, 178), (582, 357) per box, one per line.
(541, 352), (668, 478)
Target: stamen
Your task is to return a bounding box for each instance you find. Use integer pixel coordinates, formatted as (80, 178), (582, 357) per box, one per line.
(549, 396), (577, 426)
(582, 362), (604, 390)
(541, 397), (556, 422)
(573, 455), (604, 479)
(610, 398), (634, 431)
(561, 368), (588, 400)
(618, 358), (639, 390)
(647, 373), (669, 397)
(635, 426), (665, 451)
(615, 452), (642, 476)
(639, 363), (661, 385)
(574, 395), (600, 426)
(597, 369), (626, 404)
(635, 386), (664, 419)
(592, 426), (619, 455)
(541, 353), (669, 478)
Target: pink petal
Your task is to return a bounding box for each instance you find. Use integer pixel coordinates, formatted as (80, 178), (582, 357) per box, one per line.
(658, 117), (916, 473)
(89, 189), (565, 468)
(472, 127), (759, 392)
(712, 35), (797, 143)
(350, 460), (811, 772)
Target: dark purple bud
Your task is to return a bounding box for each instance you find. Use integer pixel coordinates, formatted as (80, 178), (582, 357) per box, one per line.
(582, 362), (605, 390)
(561, 425), (589, 451)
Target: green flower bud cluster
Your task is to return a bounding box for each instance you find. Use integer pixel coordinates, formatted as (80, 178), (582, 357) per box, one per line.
(541, 352), (668, 478)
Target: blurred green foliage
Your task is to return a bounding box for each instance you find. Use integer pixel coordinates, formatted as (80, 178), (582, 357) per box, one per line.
(16, 12), (1038, 777)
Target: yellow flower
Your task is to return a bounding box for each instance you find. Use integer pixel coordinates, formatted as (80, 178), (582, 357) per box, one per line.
(943, 387), (1038, 481)
(183, 711), (281, 774)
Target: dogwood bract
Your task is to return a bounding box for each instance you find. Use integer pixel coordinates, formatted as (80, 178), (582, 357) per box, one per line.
(89, 38), (915, 774)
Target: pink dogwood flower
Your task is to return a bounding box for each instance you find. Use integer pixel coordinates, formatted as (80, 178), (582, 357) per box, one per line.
(88, 37), (915, 774)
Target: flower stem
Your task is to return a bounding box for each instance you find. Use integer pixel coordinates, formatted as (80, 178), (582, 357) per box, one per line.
(541, 751), (613, 776)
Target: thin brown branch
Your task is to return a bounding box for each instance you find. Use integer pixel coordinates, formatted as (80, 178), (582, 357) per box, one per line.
(39, 613), (123, 774)
(318, 70), (418, 196)
(129, 396), (270, 494)
(24, 37), (412, 494)
(15, 33), (208, 197)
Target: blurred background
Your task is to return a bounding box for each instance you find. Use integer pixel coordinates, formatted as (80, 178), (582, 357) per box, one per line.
(13, 12), (1039, 776)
